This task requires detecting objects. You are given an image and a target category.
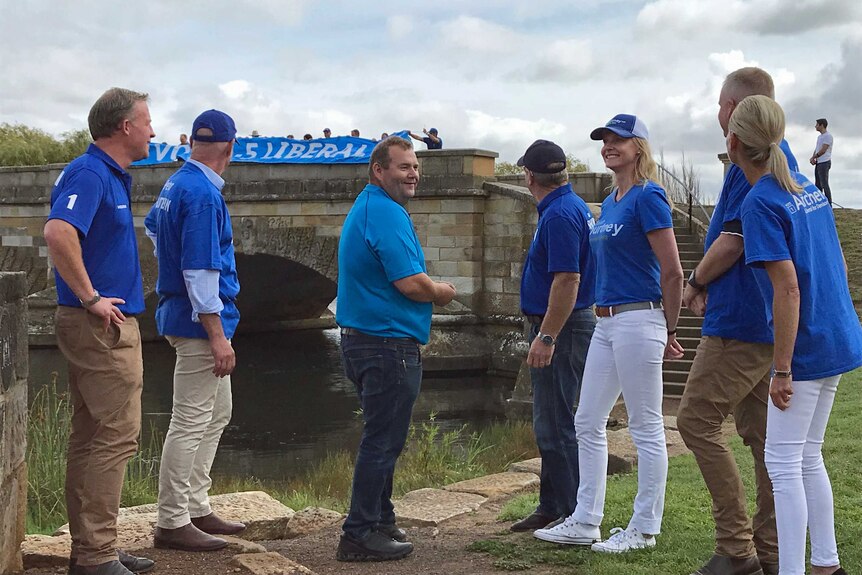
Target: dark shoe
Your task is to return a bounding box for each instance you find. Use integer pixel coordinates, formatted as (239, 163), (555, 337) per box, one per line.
(191, 512), (246, 535)
(510, 512), (558, 532)
(69, 551), (154, 575)
(336, 531), (414, 562)
(376, 523), (408, 542)
(691, 554), (763, 575)
(154, 523), (228, 552)
(72, 560), (134, 575)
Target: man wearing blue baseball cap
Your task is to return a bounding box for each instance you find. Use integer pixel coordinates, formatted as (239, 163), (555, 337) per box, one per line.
(145, 109), (245, 552)
(409, 127), (443, 149)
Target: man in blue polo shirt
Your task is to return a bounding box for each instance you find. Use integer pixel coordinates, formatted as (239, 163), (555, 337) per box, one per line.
(144, 110), (245, 553)
(510, 140), (596, 533)
(677, 67), (798, 575)
(408, 127), (443, 149)
(44, 88), (155, 575)
(336, 137), (456, 562)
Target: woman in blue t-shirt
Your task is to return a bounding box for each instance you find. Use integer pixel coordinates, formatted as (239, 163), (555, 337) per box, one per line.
(730, 95), (860, 575)
(535, 115), (683, 553)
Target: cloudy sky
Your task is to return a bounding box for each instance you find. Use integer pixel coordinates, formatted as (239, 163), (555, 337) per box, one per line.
(3, 0), (860, 205)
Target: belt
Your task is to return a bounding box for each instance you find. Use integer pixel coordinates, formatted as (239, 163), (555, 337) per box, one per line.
(595, 301), (663, 318)
(340, 327), (418, 344)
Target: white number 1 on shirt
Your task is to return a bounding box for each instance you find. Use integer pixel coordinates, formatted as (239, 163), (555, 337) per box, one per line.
(66, 194), (78, 210)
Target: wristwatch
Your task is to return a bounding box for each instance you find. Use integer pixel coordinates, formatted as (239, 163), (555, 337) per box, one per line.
(772, 368), (792, 379)
(80, 289), (101, 308)
(688, 269), (705, 290)
(537, 332), (556, 346)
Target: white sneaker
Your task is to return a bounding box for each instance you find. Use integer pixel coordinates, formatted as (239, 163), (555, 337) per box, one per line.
(590, 526), (656, 553)
(533, 516), (602, 546)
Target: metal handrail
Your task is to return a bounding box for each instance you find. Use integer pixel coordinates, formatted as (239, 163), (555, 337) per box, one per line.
(657, 163), (712, 234)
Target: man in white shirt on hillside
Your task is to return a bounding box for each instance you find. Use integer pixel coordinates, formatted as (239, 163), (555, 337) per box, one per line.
(810, 118), (833, 204)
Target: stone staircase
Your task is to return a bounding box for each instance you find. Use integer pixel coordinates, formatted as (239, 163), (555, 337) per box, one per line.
(662, 213), (706, 396)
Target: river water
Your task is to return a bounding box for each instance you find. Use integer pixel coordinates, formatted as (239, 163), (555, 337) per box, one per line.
(28, 329), (514, 481)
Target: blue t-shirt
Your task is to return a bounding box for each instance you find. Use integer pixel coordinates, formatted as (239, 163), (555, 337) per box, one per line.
(702, 140), (798, 343)
(589, 180), (673, 306)
(336, 184), (433, 343)
(742, 173), (862, 380)
(47, 144), (145, 314)
(144, 161), (240, 339)
(423, 136), (442, 150)
(521, 183), (596, 315)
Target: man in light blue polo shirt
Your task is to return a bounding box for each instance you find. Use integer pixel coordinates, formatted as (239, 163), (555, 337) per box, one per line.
(44, 87), (155, 575)
(335, 137), (456, 562)
(145, 110), (245, 553)
(510, 140), (596, 532)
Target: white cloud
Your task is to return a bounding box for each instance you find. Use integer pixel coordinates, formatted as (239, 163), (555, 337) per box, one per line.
(387, 15), (414, 40)
(219, 80), (252, 100)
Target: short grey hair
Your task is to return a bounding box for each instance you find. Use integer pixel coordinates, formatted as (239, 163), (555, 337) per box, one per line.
(88, 87), (149, 140)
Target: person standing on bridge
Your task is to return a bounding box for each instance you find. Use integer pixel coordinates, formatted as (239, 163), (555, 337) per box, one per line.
(508, 139), (597, 533)
(144, 109), (245, 553)
(535, 114), (683, 553)
(44, 87), (156, 575)
(335, 137), (456, 562)
(678, 67), (799, 575)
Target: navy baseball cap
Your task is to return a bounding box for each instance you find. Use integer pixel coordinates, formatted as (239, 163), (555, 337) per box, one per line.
(429, 128), (438, 134)
(191, 109), (237, 142)
(517, 139), (567, 173)
(590, 114), (649, 141)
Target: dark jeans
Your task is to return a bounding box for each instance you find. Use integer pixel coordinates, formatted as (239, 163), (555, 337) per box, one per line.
(815, 160), (832, 204)
(530, 307), (596, 518)
(340, 332), (422, 540)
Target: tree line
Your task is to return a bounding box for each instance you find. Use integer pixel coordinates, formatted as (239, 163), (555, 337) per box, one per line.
(0, 124), (92, 167)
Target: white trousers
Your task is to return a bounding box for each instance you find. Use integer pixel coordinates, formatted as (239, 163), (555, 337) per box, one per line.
(157, 336), (233, 529)
(765, 375), (841, 575)
(572, 309), (668, 535)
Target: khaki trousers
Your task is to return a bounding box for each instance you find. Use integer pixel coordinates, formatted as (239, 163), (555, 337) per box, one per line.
(56, 307), (143, 567)
(157, 336), (232, 529)
(677, 336), (777, 564)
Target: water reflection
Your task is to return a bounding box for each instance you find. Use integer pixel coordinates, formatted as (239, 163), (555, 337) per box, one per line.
(29, 329), (513, 481)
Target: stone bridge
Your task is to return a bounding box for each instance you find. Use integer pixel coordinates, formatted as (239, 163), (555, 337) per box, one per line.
(0, 150), (610, 353)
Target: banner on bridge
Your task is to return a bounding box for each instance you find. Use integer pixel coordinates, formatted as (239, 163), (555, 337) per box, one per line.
(134, 131), (411, 166)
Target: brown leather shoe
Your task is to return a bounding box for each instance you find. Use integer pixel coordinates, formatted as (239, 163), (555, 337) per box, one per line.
(154, 523), (228, 552)
(191, 512), (246, 535)
(691, 554), (763, 575)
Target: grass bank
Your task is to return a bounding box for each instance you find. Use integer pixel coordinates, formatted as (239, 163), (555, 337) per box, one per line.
(26, 381), (538, 534)
(469, 368), (862, 574)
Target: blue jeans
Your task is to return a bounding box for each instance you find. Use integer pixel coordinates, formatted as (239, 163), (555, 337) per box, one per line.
(530, 307), (596, 518)
(340, 332), (422, 540)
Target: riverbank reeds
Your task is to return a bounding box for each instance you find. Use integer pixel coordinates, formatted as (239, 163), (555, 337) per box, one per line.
(27, 381), (538, 534)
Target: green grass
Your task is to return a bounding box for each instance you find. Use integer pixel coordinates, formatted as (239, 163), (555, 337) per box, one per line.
(834, 208), (862, 313)
(470, 369), (862, 574)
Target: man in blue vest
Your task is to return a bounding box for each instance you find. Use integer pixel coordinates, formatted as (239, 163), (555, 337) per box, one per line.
(336, 136), (456, 561)
(510, 140), (597, 532)
(145, 110), (245, 553)
(45, 87), (156, 575)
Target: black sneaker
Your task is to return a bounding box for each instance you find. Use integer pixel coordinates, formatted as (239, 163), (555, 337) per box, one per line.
(510, 512), (558, 532)
(69, 551), (154, 575)
(336, 531), (414, 562)
(376, 523), (409, 542)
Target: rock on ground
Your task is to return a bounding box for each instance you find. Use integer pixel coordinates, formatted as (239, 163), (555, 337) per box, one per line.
(507, 458), (541, 476)
(443, 472), (539, 500)
(394, 488), (486, 527)
(230, 551), (317, 575)
(284, 507), (343, 539)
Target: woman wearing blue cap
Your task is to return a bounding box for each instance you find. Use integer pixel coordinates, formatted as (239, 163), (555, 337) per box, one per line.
(535, 114), (683, 553)
(729, 95), (859, 575)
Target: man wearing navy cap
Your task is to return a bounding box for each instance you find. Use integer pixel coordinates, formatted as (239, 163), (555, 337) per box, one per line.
(409, 127), (443, 150)
(45, 87), (155, 575)
(146, 109), (245, 552)
(509, 140), (597, 532)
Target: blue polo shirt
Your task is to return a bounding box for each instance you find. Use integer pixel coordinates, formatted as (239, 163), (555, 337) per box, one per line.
(521, 183), (596, 315)
(423, 137), (442, 150)
(702, 139), (798, 343)
(144, 160), (240, 339)
(742, 172), (862, 380)
(589, 180), (673, 306)
(336, 184), (432, 343)
(48, 144), (144, 314)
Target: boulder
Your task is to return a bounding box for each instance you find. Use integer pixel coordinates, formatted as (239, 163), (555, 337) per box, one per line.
(394, 488), (486, 527)
(230, 551), (316, 575)
(223, 535), (267, 554)
(284, 507), (343, 539)
(607, 428), (691, 475)
(443, 472), (539, 500)
(21, 534), (71, 569)
(508, 457), (541, 476)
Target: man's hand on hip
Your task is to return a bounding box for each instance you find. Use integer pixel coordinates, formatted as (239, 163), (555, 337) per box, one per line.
(87, 297), (126, 330)
(210, 336), (236, 378)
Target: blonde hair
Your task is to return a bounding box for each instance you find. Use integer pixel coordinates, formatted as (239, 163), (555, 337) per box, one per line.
(728, 95), (802, 194)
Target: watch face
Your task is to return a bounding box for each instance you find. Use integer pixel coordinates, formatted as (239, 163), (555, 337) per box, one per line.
(540, 334), (554, 345)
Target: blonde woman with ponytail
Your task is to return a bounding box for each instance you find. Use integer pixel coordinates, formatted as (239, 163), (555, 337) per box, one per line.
(729, 94), (862, 575)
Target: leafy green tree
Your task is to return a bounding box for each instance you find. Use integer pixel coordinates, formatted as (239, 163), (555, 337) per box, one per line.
(495, 153), (589, 175)
(0, 124), (92, 166)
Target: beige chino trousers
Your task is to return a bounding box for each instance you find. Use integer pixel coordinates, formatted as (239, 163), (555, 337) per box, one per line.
(157, 336), (232, 529)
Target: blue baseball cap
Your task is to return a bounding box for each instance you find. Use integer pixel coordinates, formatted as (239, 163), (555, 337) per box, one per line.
(517, 139), (566, 173)
(590, 114), (649, 141)
(429, 128), (438, 134)
(191, 109), (237, 142)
